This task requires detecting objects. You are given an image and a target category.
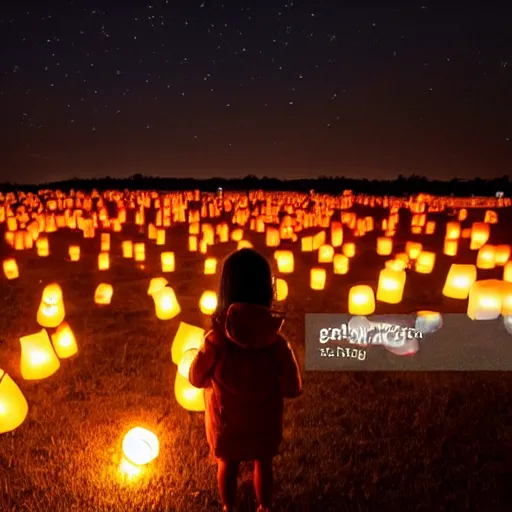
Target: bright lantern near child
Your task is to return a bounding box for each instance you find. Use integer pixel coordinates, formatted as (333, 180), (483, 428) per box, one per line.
(122, 427), (160, 466)
(199, 291), (217, 315)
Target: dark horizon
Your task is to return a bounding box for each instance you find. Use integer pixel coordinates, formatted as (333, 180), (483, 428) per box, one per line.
(1, 3), (511, 183)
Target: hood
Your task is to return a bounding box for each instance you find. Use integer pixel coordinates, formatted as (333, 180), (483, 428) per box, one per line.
(224, 303), (284, 349)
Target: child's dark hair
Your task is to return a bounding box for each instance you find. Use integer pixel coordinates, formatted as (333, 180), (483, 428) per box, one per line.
(212, 248), (275, 330)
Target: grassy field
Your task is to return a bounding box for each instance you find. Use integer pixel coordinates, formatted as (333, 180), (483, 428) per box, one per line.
(1, 200), (512, 511)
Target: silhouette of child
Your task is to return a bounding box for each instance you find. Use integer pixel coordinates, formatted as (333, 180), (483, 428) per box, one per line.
(189, 248), (303, 512)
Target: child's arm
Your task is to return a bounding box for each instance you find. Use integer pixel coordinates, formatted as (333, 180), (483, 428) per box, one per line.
(276, 335), (303, 398)
(188, 332), (217, 388)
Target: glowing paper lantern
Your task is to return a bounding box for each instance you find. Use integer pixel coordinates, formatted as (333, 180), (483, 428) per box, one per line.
(476, 245), (496, 270)
(171, 322), (205, 364)
(504, 261), (512, 283)
(495, 245), (511, 266)
(147, 277), (168, 296)
(95, 283), (113, 305)
(161, 252), (175, 272)
(199, 290), (217, 315)
(333, 254), (349, 274)
(51, 322), (78, 359)
(470, 223), (490, 250)
(445, 222), (461, 240)
(376, 237), (393, 256)
(415, 311), (443, 334)
(266, 228), (280, 247)
(0, 370), (28, 434)
(178, 349), (198, 379)
(500, 282), (512, 316)
(342, 243), (356, 258)
(467, 279), (502, 320)
(385, 258), (407, 271)
(376, 268), (406, 304)
(204, 257), (217, 275)
(98, 252), (110, 270)
(415, 251), (436, 274)
(275, 278), (288, 300)
(37, 283), (65, 328)
(442, 264), (477, 300)
(36, 236), (50, 257)
(68, 245), (80, 261)
(153, 286), (181, 320)
(122, 241), (133, 258)
(174, 372), (205, 412)
(443, 239), (458, 256)
(318, 244), (334, 263)
(20, 330), (60, 380)
(405, 242), (422, 260)
(274, 250), (294, 273)
(122, 427), (160, 466)
(134, 242), (145, 261)
(2, 258), (19, 280)
(348, 285), (375, 315)
(310, 268), (326, 290)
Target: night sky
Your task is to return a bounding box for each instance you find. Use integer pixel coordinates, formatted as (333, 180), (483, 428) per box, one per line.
(0, 2), (511, 184)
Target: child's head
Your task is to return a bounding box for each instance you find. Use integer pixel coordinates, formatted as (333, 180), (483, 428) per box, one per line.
(213, 248), (274, 324)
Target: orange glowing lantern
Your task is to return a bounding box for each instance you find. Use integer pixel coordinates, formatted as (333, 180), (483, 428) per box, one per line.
(333, 254), (349, 274)
(415, 251), (436, 274)
(134, 243), (145, 261)
(467, 279), (502, 320)
(470, 223), (490, 250)
(443, 239), (458, 256)
(376, 268), (406, 304)
(504, 261), (512, 283)
(204, 257), (217, 275)
(122, 427), (160, 466)
(36, 236), (50, 257)
(98, 252), (110, 270)
(405, 242), (422, 260)
(376, 237), (393, 256)
(495, 245), (511, 266)
(94, 283), (113, 305)
(274, 278), (288, 300)
(442, 264), (477, 300)
(0, 370), (28, 434)
(37, 283), (65, 328)
(156, 229), (166, 246)
(161, 252), (175, 272)
(274, 250), (294, 273)
(147, 277), (168, 296)
(199, 291), (217, 315)
(348, 285), (375, 315)
(318, 244), (334, 263)
(385, 258), (407, 271)
(68, 245), (80, 261)
(501, 282), (512, 316)
(100, 233), (110, 252)
(342, 243), (356, 258)
(310, 268), (326, 290)
(266, 227), (280, 247)
(188, 235), (198, 252)
(51, 322), (78, 359)
(20, 330), (60, 380)
(153, 286), (181, 320)
(174, 372), (205, 412)
(171, 322), (205, 364)
(122, 240), (133, 258)
(445, 222), (461, 240)
(2, 258), (19, 279)
(476, 245), (496, 269)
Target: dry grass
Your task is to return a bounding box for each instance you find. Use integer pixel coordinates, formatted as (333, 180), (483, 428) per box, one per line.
(1, 207), (512, 511)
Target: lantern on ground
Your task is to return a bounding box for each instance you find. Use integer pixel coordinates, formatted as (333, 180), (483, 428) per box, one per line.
(134, 242), (145, 261)
(476, 245), (496, 269)
(467, 279), (502, 320)
(495, 245), (511, 266)
(274, 278), (288, 300)
(0, 370), (28, 434)
(500, 282), (512, 316)
(348, 285), (375, 315)
(171, 322), (205, 364)
(153, 286), (181, 320)
(415, 251), (436, 274)
(266, 228), (280, 247)
(385, 259), (407, 271)
(405, 242), (422, 260)
(174, 372), (205, 412)
(504, 261), (512, 283)
(442, 264), (477, 300)
(178, 349), (198, 379)
(199, 291), (217, 315)
(161, 252), (175, 272)
(51, 322), (78, 359)
(36, 236), (50, 257)
(20, 330), (60, 380)
(333, 254), (349, 274)
(318, 244), (334, 263)
(274, 250), (294, 273)
(376, 269), (406, 304)
(122, 427), (160, 467)
(445, 222), (461, 240)
(415, 311), (443, 335)
(342, 243), (356, 258)
(376, 237), (393, 256)
(95, 283), (113, 305)
(68, 245), (80, 261)
(310, 268), (326, 290)
(443, 239), (458, 256)
(204, 258), (217, 275)
(37, 283), (65, 328)
(98, 252), (110, 270)
(122, 241), (133, 258)
(470, 223), (490, 250)
(147, 277), (168, 296)
(2, 258), (19, 279)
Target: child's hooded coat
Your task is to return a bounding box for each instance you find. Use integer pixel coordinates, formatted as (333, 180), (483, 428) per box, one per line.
(189, 302), (302, 461)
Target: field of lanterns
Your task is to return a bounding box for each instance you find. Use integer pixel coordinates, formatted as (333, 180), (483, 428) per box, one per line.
(1, 188), (512, 511)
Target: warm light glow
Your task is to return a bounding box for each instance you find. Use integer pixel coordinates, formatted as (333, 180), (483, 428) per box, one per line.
(333, 254), (349, 274)
(377, 268), (406, 304)
(171, 322), (205, 364)
(2, 258), (19, 280)
(37, 283), (65, 328)
(204, 257), (217, 275)
(51, 322), (78, 359)
(275, 278), (288, 301)
(476, 245), (496, 269)
(376, 237), (393, 256)
(348, 285), (375, 315)
(467, 279), (503, 320)
(443, 264), (477, 300)
(0, 370), (29, 434)
(20, 330), (61, 380)
(122, 427), (160, 466)
(274, 250), (294, 273)
(98, 252), (110, 270)
(68, 245), (80, 261)
(310, 268), (326, 290)
(415, 251), (436, 274)
(178, 349), (198, 379)
(174, 372), (205, 412)
(153, 286), (181, 320)
(147, 277), (168, 296)
(95, 283), (113, 305)
(161, 252), (175, 272)
(199, 290), (217, 315)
